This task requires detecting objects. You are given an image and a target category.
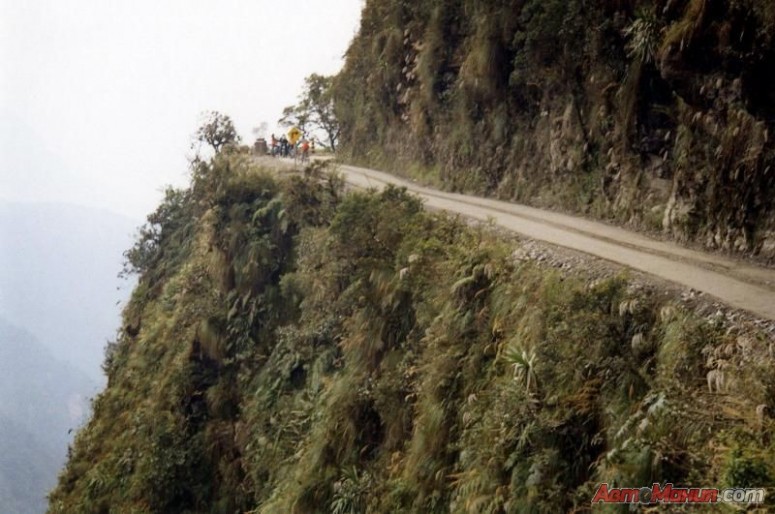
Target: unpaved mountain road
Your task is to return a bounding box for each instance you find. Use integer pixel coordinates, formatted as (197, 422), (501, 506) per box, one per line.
(265, 157), (775, 320)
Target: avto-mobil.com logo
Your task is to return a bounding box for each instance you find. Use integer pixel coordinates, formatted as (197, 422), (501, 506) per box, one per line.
(593, 483), (766, 505)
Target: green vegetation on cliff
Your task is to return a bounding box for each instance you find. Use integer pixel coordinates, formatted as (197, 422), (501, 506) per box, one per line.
(333, 0), (775, 261)
(50, 151), (775, 513)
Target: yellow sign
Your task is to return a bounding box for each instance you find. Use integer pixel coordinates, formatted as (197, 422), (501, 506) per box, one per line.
(288, 127), (302, 145)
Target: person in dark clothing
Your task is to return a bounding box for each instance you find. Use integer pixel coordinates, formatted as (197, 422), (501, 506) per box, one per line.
(280, 136), (289, 157)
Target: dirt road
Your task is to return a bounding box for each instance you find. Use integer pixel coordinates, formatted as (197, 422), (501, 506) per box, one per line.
(331, 162), (775, 321)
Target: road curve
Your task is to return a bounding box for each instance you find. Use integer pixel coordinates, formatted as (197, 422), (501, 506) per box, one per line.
(332, 162), (775, 321)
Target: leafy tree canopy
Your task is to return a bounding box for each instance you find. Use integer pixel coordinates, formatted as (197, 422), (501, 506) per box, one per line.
(280, 74), (340, 150)
(195, 111), (241, 154)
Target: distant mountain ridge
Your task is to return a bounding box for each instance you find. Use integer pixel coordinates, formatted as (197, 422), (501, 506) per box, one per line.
(0, 200), (139, 381)
(0, 200), (137, 512)
(0, 318), (95, 514)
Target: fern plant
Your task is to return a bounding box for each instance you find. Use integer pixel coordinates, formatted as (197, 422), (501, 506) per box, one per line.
(330, 466), (371, 514)
(503, 344), (539, 396)
(624, 10), (660, 64)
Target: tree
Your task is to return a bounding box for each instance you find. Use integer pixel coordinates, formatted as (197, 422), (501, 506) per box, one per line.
(278, 104), (311, 137)
(195, 111), (240, 154)
(280, 74), (340, 151)
(122, 187), (192, 276)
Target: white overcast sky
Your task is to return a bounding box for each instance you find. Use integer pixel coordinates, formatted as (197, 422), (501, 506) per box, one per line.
(1, 0), (363, 219)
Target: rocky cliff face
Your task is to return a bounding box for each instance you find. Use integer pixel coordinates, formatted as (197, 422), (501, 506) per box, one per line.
(334, 0), (775, 261)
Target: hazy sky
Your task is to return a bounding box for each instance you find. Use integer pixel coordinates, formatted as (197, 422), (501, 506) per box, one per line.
(1, 0), (363, 219)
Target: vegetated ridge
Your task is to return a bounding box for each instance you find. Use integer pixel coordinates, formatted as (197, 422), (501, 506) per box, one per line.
(333, 0), (775, 262)
(48, 154), (775, 513)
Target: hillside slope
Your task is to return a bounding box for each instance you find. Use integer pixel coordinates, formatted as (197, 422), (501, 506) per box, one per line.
(333, 0), (775, 262)
(49, 155), (775, 513)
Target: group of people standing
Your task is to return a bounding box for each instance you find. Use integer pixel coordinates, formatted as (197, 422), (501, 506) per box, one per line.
(270, 133), (313, 159)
